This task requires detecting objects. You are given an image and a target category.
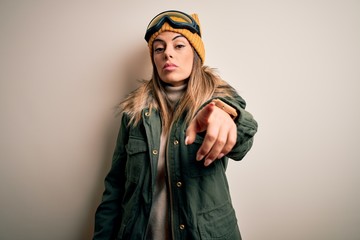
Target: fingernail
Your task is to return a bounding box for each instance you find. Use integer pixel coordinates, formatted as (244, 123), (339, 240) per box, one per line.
(217, 153), (225, 159)
(185, 136), (189, 145)
(196, 154), (204, 161)
(204, 159), (212, 166)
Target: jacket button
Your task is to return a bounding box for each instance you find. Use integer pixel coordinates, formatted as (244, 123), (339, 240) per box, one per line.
(176, 181), (182, 187)
(179, 224), (185, 230)
(145, 112), (150, 117)
(152, 149), (158, 155)
(173, 140), (179, 145)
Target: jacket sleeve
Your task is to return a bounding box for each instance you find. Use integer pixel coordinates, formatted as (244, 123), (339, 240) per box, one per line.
(214, 94), (258, 161)
(93, 114), (129, 240)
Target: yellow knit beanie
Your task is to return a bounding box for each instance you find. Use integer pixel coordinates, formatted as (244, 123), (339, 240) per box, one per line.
(146, 13), (205, 64)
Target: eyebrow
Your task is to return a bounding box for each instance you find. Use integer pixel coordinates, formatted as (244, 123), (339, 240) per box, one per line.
(153, 34), (185, 44)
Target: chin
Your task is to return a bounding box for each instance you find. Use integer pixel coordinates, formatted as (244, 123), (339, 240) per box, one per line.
(161, 77), (179, 84)
(161, 75), (188, 85)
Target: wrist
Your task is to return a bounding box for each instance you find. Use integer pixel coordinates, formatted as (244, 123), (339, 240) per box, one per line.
(211, 99), (238, 120)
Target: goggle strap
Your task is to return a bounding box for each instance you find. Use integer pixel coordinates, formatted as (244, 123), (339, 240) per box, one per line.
(145, 11), (201, 42)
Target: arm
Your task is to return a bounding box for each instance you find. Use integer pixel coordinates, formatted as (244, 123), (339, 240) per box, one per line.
(93, 114), (129, 240)
(219, 95), (258, 161)
(185, 94), (258, 166)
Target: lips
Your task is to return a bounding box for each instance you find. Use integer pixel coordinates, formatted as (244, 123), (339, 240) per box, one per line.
(163, 62), (178, 71)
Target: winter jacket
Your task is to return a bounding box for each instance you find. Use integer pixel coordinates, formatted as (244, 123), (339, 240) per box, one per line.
(93, 95), (258, 240)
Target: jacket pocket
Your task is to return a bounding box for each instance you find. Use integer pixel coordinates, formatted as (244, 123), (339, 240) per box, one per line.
(197, 202), (240, 240)
(125, 137), (148, 183)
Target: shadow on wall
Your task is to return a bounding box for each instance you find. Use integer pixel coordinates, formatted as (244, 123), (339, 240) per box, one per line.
(117, 43), (153, 105)
(79, 44), (152, 240)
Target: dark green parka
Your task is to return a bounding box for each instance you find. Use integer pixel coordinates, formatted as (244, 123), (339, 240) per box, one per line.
(93, 95), (258, 240)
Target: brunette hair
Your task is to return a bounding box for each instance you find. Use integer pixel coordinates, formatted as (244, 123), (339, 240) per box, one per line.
(119, 51), (236, 132)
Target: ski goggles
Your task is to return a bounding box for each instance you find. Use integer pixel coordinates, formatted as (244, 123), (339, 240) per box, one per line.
(145, 10), (201, 42)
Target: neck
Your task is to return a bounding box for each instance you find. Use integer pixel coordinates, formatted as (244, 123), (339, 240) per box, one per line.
(164, 83), (187, 109)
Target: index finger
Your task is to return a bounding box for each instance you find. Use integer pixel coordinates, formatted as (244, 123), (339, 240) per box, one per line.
(185, 102), (215, 145)
(195, 118), (221, 161)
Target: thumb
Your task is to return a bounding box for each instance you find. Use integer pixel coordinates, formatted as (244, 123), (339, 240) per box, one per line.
(185, 102), (215, 145)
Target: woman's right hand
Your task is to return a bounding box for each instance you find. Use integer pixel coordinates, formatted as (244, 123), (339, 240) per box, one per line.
(185, 102), (237, 166)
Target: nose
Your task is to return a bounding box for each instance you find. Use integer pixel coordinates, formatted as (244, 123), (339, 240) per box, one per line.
(164, 46), (173, 59)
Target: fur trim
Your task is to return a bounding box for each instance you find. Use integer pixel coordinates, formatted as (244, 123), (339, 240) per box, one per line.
(119, 80), (157, 119)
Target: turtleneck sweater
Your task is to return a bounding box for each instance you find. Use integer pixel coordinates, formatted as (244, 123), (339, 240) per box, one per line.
(145, 84), (187, 240)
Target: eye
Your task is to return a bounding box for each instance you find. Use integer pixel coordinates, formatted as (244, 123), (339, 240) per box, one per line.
(154, 47), (164, 53)
(175, 44), (185, 49)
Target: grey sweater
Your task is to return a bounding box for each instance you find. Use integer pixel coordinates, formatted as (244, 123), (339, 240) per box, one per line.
(145, 84), (187, 240)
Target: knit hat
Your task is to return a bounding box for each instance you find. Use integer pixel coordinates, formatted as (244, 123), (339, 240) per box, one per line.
(145, 11), (205, 64)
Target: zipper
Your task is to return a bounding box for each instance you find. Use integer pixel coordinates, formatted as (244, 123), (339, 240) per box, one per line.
(143, 109), (156, 239)
(166, 121), (175, 239)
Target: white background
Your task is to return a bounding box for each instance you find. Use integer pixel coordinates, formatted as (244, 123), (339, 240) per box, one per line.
(1, 1), (359, 239)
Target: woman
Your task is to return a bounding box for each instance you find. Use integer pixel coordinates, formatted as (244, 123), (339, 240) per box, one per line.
(93, 10), (258, 240)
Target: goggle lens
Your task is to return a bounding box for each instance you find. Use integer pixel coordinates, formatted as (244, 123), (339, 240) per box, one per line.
(145, 10), (201, 42)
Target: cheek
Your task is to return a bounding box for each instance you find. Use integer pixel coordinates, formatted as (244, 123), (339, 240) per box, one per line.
(184, 56), (194, 74)
(185, 62), (193, 75)
(153, 56), (162, 72)
(185, 51), (194, 70)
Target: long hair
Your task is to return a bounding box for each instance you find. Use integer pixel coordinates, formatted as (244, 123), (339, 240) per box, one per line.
(119, 51), (237, 132)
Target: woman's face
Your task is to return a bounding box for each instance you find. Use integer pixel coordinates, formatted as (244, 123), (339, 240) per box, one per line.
(152, 31), (194, 86)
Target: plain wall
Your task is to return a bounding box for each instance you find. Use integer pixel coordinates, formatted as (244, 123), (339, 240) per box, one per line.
(1, 1), (359, 239)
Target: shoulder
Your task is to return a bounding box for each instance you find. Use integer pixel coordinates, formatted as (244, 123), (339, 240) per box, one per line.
(213, 80), (246, 109)
(120, 80), (155, 116)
